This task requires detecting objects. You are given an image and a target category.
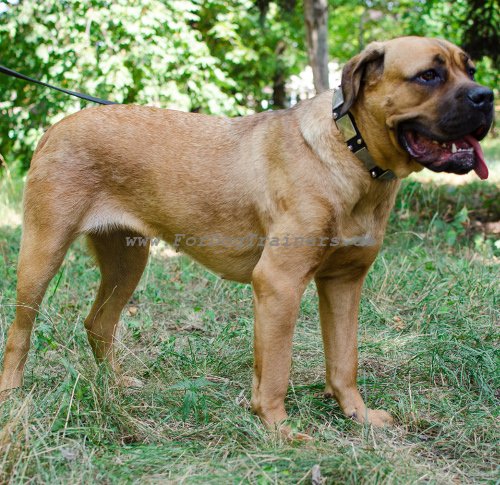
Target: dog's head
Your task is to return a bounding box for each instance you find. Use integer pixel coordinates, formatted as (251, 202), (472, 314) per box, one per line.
(341, 36), (494, 179)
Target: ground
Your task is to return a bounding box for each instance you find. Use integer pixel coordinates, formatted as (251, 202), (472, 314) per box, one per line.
(0, 147), (498, 483)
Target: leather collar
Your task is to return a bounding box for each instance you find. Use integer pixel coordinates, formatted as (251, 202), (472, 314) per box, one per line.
(332, 88), (396, 181)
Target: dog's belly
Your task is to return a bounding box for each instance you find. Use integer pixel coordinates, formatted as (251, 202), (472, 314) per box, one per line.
(80, 199), (265, 283)
(172, 242), (263, 283)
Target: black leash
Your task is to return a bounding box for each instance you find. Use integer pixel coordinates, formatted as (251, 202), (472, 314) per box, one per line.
(0, 65), (116, 105)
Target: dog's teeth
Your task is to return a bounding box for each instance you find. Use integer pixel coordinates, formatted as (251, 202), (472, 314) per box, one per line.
(441, 143), (447, 148)
(451, 143), (457, 153)
(432, 140), (439, 145)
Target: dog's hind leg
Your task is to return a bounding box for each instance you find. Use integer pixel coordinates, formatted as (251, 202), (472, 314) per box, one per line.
(0, 213), (77, 395)
(84, 230), (149, 377)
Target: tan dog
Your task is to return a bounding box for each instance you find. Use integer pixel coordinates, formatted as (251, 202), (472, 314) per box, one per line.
(0, 37), (493, 437)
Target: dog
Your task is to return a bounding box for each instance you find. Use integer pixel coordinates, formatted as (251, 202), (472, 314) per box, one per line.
(0, 36), (494, 438)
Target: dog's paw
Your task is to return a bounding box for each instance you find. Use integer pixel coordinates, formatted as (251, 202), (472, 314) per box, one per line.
(349, 408), (394, 427)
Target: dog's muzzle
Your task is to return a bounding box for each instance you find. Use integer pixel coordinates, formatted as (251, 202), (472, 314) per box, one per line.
(398, 85), (494, 179)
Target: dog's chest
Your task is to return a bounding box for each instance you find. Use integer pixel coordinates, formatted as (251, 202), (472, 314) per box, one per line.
(337, 181), (399, 245)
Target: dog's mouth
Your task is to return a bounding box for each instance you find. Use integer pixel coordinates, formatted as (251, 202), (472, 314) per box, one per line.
(399, 125), (489, 179)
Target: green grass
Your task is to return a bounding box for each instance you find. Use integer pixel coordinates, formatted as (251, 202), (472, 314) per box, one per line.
(0, 171), (499, 484)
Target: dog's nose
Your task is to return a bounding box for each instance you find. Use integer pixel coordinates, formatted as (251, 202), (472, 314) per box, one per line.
(467, 86), (494, 112)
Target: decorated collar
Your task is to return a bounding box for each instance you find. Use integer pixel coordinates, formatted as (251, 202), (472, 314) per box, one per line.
(332, 88), (396, 181)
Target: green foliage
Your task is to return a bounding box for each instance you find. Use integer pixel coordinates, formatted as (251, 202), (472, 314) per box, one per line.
(0, 0), (305, 170)
(433, 206), (469, 246)
(169, 376), (215, 422)
(196, 0), (306, 110)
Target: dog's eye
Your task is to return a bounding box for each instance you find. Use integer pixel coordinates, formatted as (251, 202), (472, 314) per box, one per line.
(418, 69), (440, 83)
(468, 67), (476, 80)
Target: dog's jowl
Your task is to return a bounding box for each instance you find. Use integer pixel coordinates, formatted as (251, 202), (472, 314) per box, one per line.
(0, 36), (493, 438)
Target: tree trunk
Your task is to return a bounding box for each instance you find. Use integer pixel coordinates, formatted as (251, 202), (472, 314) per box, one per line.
(303, 0), (329, 93)
(272, 40), (287, 109)
(272, 73), (286, 109)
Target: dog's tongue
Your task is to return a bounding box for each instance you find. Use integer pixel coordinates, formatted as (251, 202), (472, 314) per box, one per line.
(464, 135), (489, 180)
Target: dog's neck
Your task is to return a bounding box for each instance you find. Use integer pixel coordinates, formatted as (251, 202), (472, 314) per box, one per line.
(332, 88), (396, 181)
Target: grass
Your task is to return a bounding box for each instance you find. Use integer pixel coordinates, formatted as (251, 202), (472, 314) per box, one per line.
(0, 162), (499, 483)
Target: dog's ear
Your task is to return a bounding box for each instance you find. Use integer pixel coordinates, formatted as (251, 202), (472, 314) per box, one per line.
(339, 42), (385, 116)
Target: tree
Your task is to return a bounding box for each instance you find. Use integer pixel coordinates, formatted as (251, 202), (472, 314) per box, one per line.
(303, 0), (329, 93)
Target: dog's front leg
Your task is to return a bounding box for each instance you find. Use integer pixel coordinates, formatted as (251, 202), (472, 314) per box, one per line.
(250, 246), (315, 437)
(315, 271), (393, 427)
